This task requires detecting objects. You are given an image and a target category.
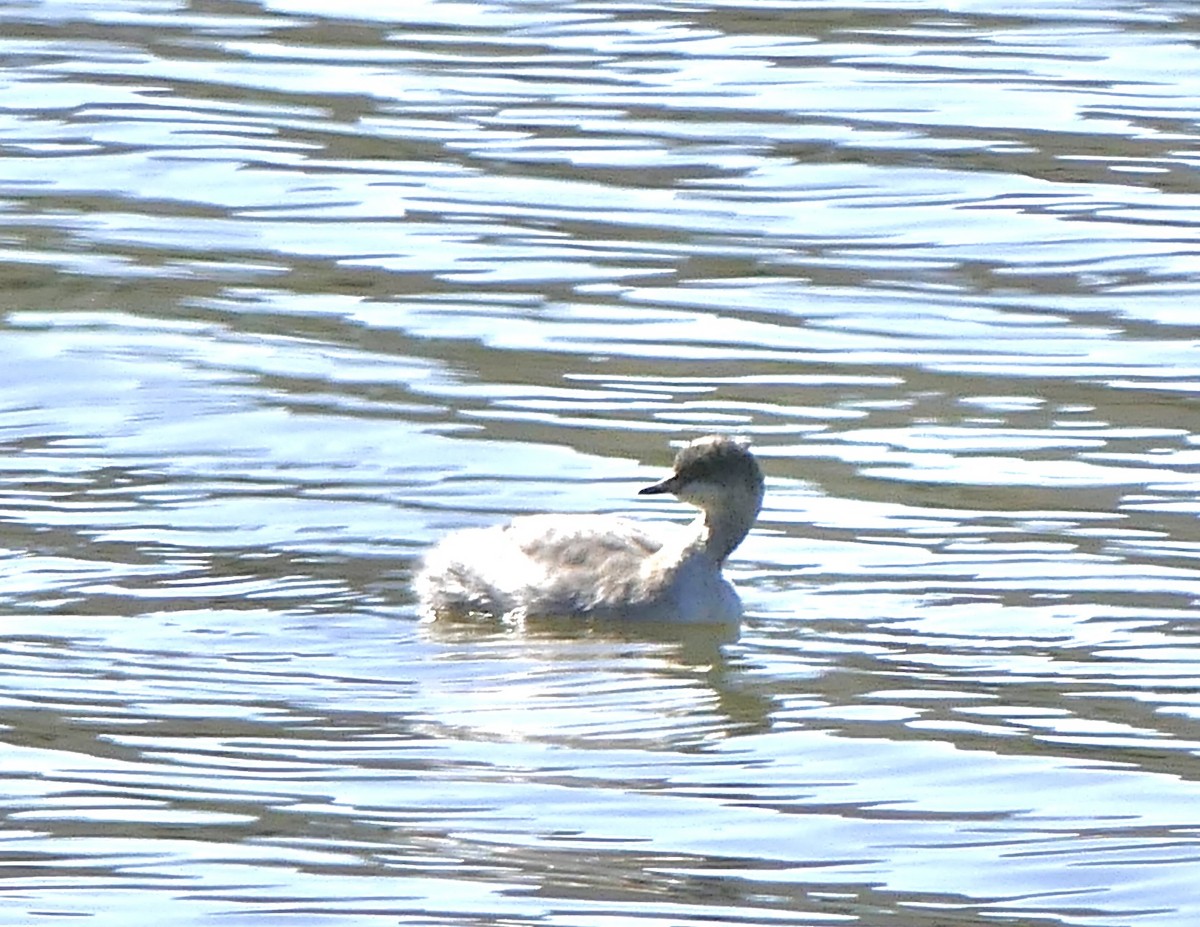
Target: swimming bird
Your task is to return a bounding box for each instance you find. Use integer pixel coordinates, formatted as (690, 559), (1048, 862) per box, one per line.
(416, 435), (764, 623)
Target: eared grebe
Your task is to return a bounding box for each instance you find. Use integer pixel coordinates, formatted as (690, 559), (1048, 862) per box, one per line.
(416, 435), (764, 623)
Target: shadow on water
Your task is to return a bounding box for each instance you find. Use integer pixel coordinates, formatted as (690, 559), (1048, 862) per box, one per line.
(420, 611), (778, 746)
(423, 610), (741, 649)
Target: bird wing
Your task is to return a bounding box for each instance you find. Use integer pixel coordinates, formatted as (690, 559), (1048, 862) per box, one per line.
(502, 514), (667, 574)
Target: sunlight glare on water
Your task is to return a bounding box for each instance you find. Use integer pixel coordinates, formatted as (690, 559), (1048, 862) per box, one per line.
(2, 0), (1200, 925)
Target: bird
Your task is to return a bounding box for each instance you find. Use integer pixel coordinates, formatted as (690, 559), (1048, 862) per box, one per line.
(415, 434), (763, 623)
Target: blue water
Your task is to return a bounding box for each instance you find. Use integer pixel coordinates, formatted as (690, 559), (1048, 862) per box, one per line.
(2, 0), (1200, 924)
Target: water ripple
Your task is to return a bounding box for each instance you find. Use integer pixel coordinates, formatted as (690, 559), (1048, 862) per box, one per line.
(3, 0), (1200, 925)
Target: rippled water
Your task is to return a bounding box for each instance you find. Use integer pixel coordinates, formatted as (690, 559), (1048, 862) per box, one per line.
(3, 0), (1200, 924)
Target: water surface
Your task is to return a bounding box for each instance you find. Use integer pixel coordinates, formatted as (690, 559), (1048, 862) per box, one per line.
(2, 0), (1200, 924)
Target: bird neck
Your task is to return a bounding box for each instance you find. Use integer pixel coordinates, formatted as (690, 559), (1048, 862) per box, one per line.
(692, 491), (760, 564)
